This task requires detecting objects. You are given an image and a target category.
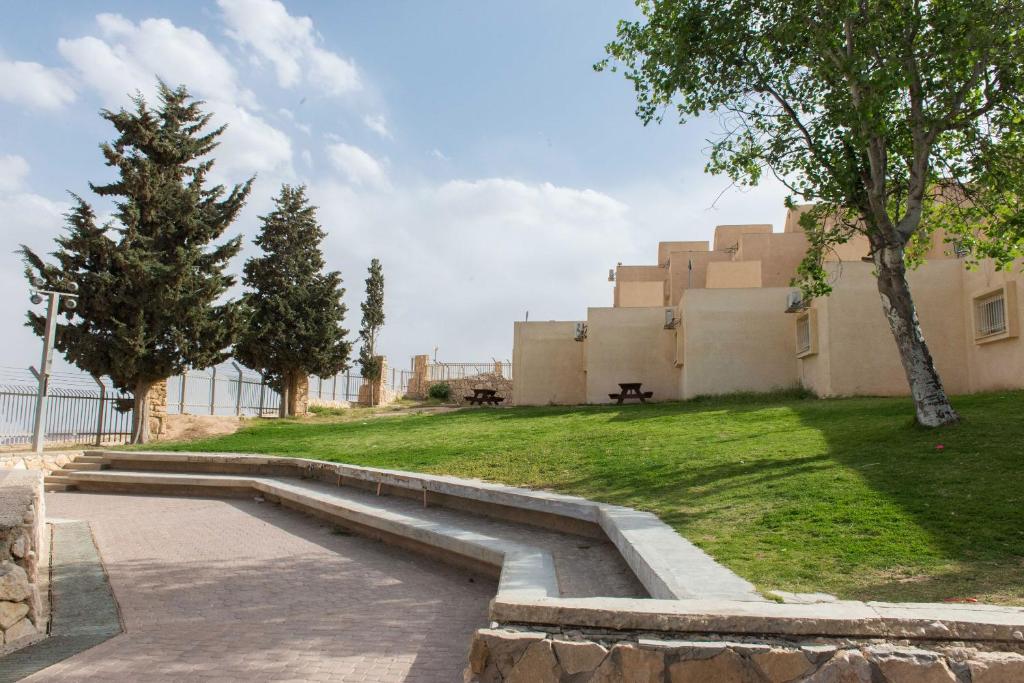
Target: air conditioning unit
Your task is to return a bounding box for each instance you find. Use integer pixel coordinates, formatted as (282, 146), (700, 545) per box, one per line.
(664, 309), (680, 329)
(574, 322), (588, 341)
(608, 268), (616, 282)
(785, 290), (805, 313)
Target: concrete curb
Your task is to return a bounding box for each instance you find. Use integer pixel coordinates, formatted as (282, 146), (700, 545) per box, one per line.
(84, 450), (762, 603)
(0, 521), (122, 682)
(59, 469), (561, 601)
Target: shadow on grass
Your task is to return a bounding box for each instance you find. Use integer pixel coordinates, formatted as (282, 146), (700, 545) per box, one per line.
(145, 389), (1024, 603)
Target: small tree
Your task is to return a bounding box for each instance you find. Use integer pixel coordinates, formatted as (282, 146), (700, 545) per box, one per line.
(235, 185), (351, 416)
(358, 259), (385, 405)
(601, 0), (1024, 427)
(20, 82), (250, 443)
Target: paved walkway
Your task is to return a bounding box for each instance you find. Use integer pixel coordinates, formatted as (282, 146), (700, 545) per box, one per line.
(25, 492), (497, 682)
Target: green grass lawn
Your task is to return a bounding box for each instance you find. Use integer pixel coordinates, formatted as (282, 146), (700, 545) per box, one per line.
(145, 390), (1024, 605)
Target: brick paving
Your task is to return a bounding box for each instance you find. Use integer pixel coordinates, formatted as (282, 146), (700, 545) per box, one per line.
(24, 493), (496, 682)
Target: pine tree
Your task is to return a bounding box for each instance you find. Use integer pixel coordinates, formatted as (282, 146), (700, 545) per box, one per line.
(235, 185), (351, 416)
(20, 82), (250, 444)
(358, 259), (385, 405)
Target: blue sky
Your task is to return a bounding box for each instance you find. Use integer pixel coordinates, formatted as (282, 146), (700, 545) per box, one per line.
(0, 0), (788, 376)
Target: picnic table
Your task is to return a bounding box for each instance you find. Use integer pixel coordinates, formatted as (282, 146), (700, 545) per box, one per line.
(465, 388), (505, 406)
(608, 382), (653, 405)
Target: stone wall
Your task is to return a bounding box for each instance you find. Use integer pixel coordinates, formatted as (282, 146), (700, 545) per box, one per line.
(406, 355), (431, 400)
(147, 380), (168, 438)
(0, 451), (80, 475)
(466, 627), (1024, 682)
(0, 470), (45, 649)
(439, 372), (514, 407)
(357, 356), (397, 407)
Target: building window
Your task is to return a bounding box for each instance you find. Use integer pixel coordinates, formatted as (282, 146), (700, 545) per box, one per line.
(974, 291), (1007, 338)
(796, 311), (815, 357)
(972, 283), (1018, 344)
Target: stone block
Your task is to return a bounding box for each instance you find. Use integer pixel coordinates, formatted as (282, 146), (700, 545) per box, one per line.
(552, 639), (608, 675)
(0, 562), (30, 601)
(868, 646), (956, 683)
(478, 629), (547, 677)
(751, 648), (815, 682)
(805, 649), (872, 682)
(0, 600), (29, 630)
(668, 648), (757, 682)
(505, 640), (559, 682)
(10, 531), (28, 559)
(967, 652), (1024, 683)
(3, 616), (36, 643)
(591, 643), (665, 682)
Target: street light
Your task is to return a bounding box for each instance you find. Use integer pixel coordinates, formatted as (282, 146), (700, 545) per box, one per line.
(28, 282), (79, 453)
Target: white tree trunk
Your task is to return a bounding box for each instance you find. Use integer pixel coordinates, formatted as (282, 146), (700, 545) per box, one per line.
(875, 246), (959, 427)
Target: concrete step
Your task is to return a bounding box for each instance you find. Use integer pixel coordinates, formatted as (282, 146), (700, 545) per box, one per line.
(44, 482), (77, 492)
(60, 469), (560, 601)
(73, 455), (107, 464)
(62, 462), (108, 471)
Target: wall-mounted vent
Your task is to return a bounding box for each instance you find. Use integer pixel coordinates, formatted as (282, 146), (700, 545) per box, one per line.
(608, 268), (616, 282)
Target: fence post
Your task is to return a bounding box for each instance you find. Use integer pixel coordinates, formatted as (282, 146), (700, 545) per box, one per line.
(332, 373), (338, 401)
(232, 362), (243, 416)
(318, 376), (323, 400)
(209, 366), (217, 415)
(258, 374), (266, 416)
(92, 375), (106, 446)
(179, 370), (187, 413)
(345, 372), (351, 402)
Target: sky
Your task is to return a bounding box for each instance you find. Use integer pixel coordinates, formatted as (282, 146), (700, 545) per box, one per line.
(0, 0), (790, 377)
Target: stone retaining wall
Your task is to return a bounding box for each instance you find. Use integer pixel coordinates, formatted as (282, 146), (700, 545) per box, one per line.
(0, 451), (80, 474)
(0, 470), (45, 648)
(440, 372), (514, 407)
(466, 627), (1024, 682)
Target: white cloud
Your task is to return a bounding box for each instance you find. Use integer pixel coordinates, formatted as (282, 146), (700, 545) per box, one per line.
(430, 148), (450, 162)
(0, 60), (76, 110)
(59, 14), (251, 107)
(363, 114), (391, 138)
(0, 179), (71, 371)
(218, 0), (360, 96)
(305, 175), (634, 363)
(0, 155), (30, 193)
(57, 14), (292, 178)
(326, 142), (388, 188)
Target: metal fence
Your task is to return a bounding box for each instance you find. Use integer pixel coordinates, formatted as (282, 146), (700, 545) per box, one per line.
(0, 375), (134, 447)
(308, 367), (415, 403)
(167, 364), (282, 417)
(427, 362), (513, 382)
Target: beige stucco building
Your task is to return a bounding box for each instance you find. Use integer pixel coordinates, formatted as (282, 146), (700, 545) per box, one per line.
(512, 207), (1023, 405)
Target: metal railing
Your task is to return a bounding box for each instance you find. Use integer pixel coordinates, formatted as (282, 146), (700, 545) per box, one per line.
(0, 376), (133, 447)
(427, 362), (513, 382)
(167, 363), (281, 417)
(308, 368), (415, 402)
(308, 370), (361, 403)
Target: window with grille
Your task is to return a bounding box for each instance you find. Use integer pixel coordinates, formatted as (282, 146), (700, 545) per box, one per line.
(975, 291), (1007, 339)
(796, 314), (812, 355)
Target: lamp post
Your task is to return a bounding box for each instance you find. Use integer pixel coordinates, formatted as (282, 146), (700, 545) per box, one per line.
(28, 279), (78, 453)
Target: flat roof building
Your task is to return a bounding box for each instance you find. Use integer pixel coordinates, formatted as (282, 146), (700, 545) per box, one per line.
(512, 207), (1023, 405)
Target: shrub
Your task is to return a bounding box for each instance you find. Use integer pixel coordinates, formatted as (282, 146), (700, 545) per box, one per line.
(428, 382), (451, 400)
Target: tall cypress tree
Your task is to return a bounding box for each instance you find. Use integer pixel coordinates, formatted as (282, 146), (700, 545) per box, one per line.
(358, 258), (385, 405)
(20, 82), (250, 444)
(235, 184), (351, 416)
